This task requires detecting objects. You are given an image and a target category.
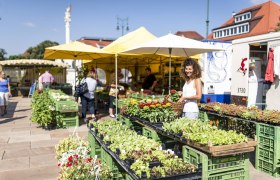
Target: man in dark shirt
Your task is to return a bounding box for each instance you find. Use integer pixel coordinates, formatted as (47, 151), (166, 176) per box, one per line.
(142, 67), (157, 90)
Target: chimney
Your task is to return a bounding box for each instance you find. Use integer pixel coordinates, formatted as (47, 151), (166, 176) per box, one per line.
(232, 11), (236, 17)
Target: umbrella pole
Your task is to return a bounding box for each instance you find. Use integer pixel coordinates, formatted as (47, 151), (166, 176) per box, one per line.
(168, 48), (172, 94)
(115, 54), (118, 116)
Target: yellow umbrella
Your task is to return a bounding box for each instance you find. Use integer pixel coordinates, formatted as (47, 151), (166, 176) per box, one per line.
(44, 41), (112, 60)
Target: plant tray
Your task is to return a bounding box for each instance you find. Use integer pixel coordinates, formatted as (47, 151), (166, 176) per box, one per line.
(185, 139), (257, 157)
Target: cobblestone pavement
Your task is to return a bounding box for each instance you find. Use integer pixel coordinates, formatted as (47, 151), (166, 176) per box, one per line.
(0, 97), (278, 180)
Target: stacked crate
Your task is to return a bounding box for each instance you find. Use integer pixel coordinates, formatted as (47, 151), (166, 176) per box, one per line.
(88, 131), (101, 157)
(255, 123), (280, 177)
(182, 145), (249, 180)
(100, 147), (126, 180)
(48, 90), (79, 128)
(142, 126), (176, 149)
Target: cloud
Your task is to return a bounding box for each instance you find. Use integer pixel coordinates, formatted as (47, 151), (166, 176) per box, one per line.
(23, 22), (36, 28)
(248, 0), (267, 5)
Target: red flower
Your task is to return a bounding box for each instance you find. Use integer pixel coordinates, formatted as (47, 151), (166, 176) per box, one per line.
(86, 157), (93, 163)
(138, 104), (145, 108)
(68, 155), (73, 162)
(66, 162), (72, 167)
(74, 154), (79, 158)
(170, 89), (177, 94)
(74, 160), (78, 165)
(58, 163), (61, 167)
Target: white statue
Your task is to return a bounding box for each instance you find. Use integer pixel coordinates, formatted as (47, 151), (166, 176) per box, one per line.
(64, 5), (71, 23)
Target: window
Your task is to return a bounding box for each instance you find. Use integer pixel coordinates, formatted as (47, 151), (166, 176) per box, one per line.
(213, 23), (249, 39)
(235, 12), (251, 23)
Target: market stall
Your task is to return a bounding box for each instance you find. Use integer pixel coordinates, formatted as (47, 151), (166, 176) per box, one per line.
(0, 59), (69, 96)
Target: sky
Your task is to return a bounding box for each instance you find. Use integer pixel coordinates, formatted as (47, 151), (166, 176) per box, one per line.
(0, 0), (279, 56)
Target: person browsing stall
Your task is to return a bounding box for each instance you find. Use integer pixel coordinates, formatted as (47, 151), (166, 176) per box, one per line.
(108, 69), (124, 118)
(0, 71), (12, 116)
(178, 59), (202, 120)
(41, 70), (54, 89)
(81, 70), (97, 123)
(142, 67), (157, 91)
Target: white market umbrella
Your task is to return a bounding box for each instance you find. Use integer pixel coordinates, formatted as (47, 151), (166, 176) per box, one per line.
(122, 33), (224, 92)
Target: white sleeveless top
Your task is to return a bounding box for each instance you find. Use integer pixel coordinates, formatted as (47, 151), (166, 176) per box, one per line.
(182, 80), (198, 113)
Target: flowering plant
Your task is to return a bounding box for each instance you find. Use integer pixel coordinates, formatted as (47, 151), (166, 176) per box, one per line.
(169, 89), (180, 102)
(55, 134), (90, 160)
(58, 146), (112, 180)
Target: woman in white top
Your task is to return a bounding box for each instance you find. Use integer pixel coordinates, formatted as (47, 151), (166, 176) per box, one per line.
(178, 59), (202, 120)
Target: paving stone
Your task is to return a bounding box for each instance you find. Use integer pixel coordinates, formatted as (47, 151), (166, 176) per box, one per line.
(0, 142), (31, 151)
(50, 132), (71, 139)
(0, 130), (30, 138)
(0, 150), (4, 160)
(3, 146), (54, 160)
(9, 134), (51, 143)
(0, 165), (59, 180)
(3, 149), (30, 160)
(0, 137), (9, 144)
(30, 154), (56, 168)
(31, 139), (60, 149)
(0, 157), (29, 172)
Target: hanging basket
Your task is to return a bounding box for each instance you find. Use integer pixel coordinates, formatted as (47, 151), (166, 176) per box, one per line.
(164, 95), (184, 116)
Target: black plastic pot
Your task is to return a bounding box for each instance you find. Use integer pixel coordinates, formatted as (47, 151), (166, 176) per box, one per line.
(148, 161), (162, 168)
(116, 148), (120, 156)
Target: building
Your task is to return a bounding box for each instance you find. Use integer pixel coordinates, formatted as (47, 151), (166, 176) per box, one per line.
(78, 37), (114, 49)
(206, 1), (280, 110)
(208, 1), (280, 41)
(175, 31), (204, 40)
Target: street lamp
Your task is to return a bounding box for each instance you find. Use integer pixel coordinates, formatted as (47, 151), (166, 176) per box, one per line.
(116, 17), (129, 36)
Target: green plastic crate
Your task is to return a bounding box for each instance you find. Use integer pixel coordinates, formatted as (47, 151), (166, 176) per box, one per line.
(88, 131), (101, 157)
(125, 174), (134, 180)
(142, 126), (168, 142)
(101, 147), (120, 171)
(61, 116), (79, 128)
(256, 123), (280, 177)
(208, 168), (248, 180)
(55, 100), (78, 112)
(199, 111), (209, 122)
(182, 145), (249, 180)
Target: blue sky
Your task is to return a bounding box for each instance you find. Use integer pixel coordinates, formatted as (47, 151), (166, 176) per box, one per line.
(0, 0), (279, 56)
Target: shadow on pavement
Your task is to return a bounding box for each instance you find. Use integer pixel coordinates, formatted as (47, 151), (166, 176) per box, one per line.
(0, 116), (27, 124)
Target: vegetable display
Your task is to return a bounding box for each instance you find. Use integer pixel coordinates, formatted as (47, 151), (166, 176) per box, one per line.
(90, 119), (197, 179)
(199, 102), (280, 124)
(163, 117), (248, 146)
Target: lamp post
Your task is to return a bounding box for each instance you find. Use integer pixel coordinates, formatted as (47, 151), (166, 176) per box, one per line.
(116, 17), (129, 36)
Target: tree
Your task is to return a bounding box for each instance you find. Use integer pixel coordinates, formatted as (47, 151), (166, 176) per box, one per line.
(0, 48), (7, 60)
(24, 40), (59, 59)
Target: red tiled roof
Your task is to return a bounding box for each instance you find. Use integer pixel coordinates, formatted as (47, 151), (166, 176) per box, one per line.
(175, 31), (205, 40)
(208, 1), (280, 41)
(79, 39), (112, 48)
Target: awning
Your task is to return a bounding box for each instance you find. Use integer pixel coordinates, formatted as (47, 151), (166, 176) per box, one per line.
(0, 59), (69, 68)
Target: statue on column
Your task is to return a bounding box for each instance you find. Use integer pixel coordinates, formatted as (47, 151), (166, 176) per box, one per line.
(64, 5), (71, 23)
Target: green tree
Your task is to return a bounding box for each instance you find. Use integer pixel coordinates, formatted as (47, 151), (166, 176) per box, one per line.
(24, 40), (59, 59)
(0, 48), (7, 60)
(8, 54), (27, 60)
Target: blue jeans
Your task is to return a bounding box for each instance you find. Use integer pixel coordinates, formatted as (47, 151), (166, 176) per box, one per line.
(81, 95), (95, 118)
